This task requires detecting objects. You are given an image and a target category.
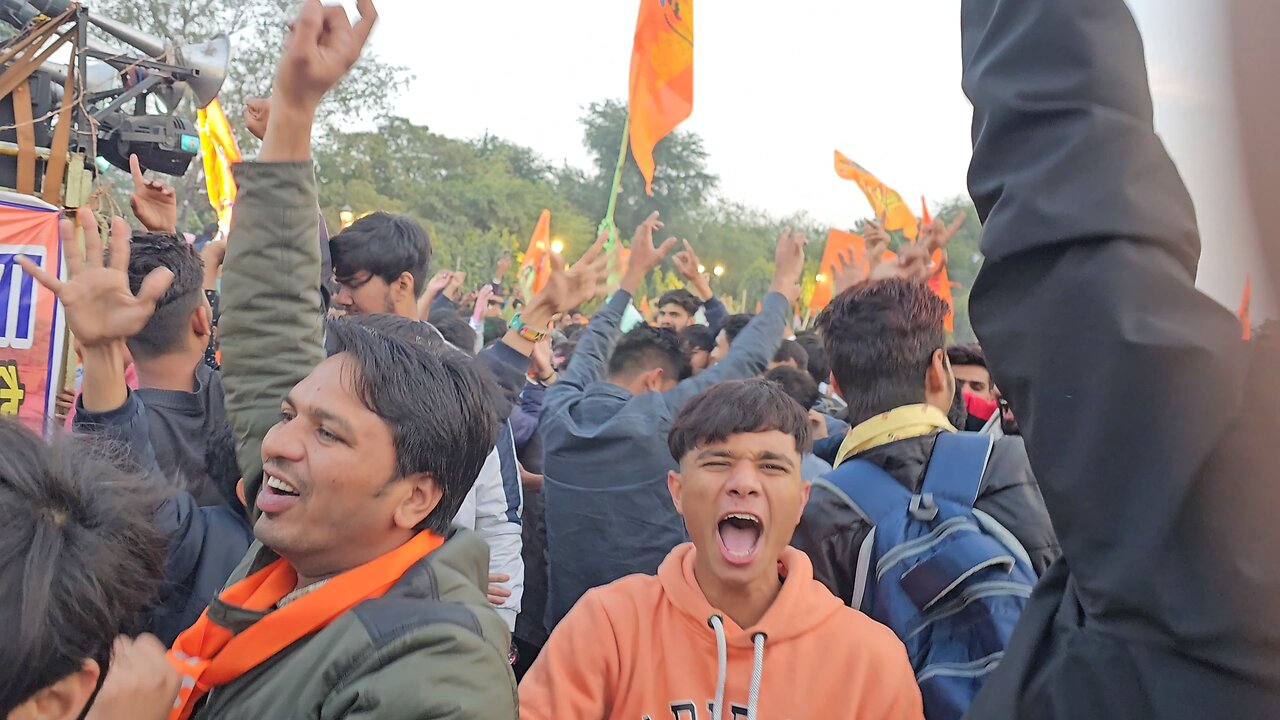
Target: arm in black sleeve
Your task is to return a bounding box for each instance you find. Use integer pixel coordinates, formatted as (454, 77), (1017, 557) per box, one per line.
(963, 0), (1250, 648)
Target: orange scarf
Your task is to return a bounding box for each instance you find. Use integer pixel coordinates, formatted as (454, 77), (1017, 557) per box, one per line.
(167, 531), (445, 720)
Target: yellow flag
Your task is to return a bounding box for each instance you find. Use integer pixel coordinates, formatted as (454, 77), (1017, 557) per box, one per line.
(834, 150), (918, 241)
(197, 99), (242, 238)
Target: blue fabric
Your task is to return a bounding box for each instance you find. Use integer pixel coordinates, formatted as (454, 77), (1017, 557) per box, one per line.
(822, 432), (1036, 720)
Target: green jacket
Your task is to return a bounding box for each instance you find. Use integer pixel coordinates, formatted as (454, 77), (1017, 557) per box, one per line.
(214, 161), (517, 717)
(194, 528), (518, 719)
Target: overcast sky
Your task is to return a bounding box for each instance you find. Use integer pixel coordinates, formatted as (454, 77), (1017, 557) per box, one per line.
(358, 0), (1265, 312)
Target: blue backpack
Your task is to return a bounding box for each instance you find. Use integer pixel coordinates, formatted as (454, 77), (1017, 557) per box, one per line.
(817, 432), (1036, 720)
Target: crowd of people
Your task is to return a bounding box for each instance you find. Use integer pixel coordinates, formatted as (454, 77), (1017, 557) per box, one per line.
(3, 0), (1278, 718)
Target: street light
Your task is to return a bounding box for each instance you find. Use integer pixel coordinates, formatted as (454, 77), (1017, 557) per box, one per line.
(550, 239), (565, 255)
(712, 265), (725, 278)
(815, 273), (825, 283)
(339, 205), (355, 230)
(697, 264), (706, 274)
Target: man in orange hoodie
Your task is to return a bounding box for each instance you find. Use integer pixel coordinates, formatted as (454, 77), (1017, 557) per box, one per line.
(520, 379), (923, 719)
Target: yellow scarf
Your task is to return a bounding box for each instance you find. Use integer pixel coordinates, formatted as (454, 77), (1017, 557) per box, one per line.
(835, 404), (957, 468)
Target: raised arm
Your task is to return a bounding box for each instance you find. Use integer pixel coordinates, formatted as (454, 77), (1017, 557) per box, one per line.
(660, 231), (804, 412)
(962, 0), (1247, 638)
(221, 0), (377, 510)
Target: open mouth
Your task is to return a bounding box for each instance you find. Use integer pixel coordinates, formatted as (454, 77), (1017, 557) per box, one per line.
(716, 512), (763, 566)
(257, 473), (302, 515)
(265, 474), (299, 496)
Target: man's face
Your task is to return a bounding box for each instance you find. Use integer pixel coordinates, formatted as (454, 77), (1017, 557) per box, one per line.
(484, 295), (505, 319)
(658, 304), (693, 331)
(669, 430), (811, 586)
(952, 364), (994, 402)
(709, 329), (730, 366)
(333, 271), (396, 317)
(255, 354), (413, 576)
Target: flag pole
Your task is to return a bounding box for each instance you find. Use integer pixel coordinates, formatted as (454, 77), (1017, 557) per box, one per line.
(599, 110), (631, 252)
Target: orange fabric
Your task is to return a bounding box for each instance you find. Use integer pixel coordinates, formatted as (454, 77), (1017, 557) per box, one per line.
(928, 248), (955, 333)
(640, 295), (651, 317)
(519, 543), (924, 719)
(810, 229), (865, 311)
(519, 209), (552, 302)
(920, 196), (932, 234)
(167, 531), (445, 720)
(629, 0), (694, 195)
(1239, 275), (1252, 341)
(196, 99), (242, 238)
(834, 150), (918, 241)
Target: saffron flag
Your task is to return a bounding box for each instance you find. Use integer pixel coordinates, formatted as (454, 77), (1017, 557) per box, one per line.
(0, 192), (66, 434)
(640, 295), (652, 317)
(629, 0), (694, 195)
(196, 99), (242, 238)
(920, 196), (932, 234)
(834, 151), (918, 241)
(1239, 275), (1252, 340)
(928, 249), (955, 334)
(518, 210), (553, 302)
(810, 229), (866, 311)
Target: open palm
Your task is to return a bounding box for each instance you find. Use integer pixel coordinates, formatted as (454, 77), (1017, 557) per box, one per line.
(17, 209), (172, 348)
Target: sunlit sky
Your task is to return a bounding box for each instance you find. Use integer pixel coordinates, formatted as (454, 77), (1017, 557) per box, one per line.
(354, 0), (1266, 313)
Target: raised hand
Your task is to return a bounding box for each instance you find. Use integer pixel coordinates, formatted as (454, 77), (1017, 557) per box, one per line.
(17, 209), (173, 348)
(921, 212), (967, 254)
(201, 239), (227, 290)
(494, 254), (512, 282)
(864, 217), (891, 250)
(471, 284), (495, 321)
(244, 97), (271, 141)
(129, 154), (177, 233)
(769, 230), (808, 305)
(274, 0), (378, 111)
(445, 270), (467, 299)
(535, 230), (611, 315)
(672, 239), (713, 300)
(621, 212), (678, 293)
(832, 246), (867, 295)
(870, 243), (932, 283)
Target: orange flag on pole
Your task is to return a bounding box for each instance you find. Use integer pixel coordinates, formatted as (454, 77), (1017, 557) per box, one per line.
(834, 151), (918, 241)
(928, 249), (955, 333)
(629, 0), (694, 195)
(920, 196), (932, 234)
(518, 209), (552, 301)
(640, 295), (652, 318)
(1239, 275), (1252, 340)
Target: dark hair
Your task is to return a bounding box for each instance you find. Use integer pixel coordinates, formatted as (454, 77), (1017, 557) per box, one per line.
(0, 419), (167, 715)
(765, 365), (821, 411)
(795, 332), (831, 387)
(330, 212), (433, 297)
(668, 379), (812, 462)
(658, 289), (701, 316)
(430, 312), (478, 356)
(772, 339), (810, 368)
(483, 317), (507, 347)
(816, 279), (948, 426)
(680, 324), (716, 353)
(124, 232), (204, 360)
(722, 314), (754, 344)
(562, 323), (587, 342)
(607, 325), (691, 381)
(325, 314), (499, 535)
(204, 420), (245, 516)
(946, 343), (987, 369)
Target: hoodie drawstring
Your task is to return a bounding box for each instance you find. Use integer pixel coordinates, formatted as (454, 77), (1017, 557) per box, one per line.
(748, 632), (766, 720)
(707, 616), (768, 720)
(708, 615), (728, 720)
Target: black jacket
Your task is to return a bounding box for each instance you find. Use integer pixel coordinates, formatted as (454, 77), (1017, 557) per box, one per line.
(792, 431), (1060, 605)
(74, 392), (252, 645)
(960, 0), (1280, 716)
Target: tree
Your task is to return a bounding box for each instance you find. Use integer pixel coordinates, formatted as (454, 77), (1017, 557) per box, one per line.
(571, 99), (719, 241)
(89, 0), (411, 229)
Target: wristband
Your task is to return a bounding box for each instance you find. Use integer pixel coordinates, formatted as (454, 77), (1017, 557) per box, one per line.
(508, 312), (548, 343)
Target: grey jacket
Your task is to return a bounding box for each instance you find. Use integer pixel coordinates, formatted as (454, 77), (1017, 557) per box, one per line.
(539, 290), (789, 629)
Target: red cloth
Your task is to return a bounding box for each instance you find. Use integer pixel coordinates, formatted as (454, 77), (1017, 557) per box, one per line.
(964, 391), (998, 422)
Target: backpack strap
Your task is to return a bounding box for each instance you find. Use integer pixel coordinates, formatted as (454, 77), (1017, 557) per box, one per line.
(919, 432), (995, 510)
(817, 459), (913, 525)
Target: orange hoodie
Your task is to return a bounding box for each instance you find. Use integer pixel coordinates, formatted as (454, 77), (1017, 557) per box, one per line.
(520, 543), (923, 720)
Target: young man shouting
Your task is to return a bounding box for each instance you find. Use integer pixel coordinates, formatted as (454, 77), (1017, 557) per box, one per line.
(520, 380), (922, 719)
